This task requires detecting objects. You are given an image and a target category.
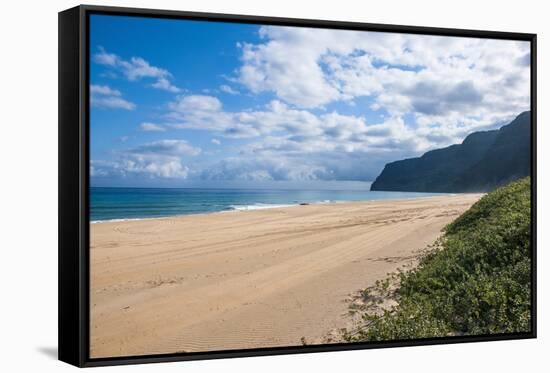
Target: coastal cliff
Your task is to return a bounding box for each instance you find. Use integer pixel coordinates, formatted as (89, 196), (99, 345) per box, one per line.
(370, 112), (531, 192)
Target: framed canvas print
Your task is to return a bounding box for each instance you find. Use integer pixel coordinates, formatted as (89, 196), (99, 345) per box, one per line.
(58, 5), (537, 367)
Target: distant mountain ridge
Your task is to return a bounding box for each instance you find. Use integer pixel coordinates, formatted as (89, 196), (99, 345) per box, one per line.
(370, 112), (531, 193)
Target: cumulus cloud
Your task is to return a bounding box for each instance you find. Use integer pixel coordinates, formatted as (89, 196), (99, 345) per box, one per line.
(238, 30), (340, 108)
(151, 77), (181, 93)
(92, 140), (201, 179)
(169, 95), (223, 112)
(163, 94), (427, 151)
(211, 138), (221, 145)
(235, 26), (530, 127)
(151, 94), (437, 180)
(90, 84), (135, 110)
(166, 96), (316, 136)
(94, 46), (181, 93)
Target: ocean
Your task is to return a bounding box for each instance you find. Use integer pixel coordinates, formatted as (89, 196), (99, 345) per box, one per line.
(90, 187), (445, 222)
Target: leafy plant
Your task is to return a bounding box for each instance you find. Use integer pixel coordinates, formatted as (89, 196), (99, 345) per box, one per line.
(345, 178), (532, 342)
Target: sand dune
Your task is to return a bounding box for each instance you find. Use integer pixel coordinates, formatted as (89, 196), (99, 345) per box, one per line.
(90, 194), (481, 357)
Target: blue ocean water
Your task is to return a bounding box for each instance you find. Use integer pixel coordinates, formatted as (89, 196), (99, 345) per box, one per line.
(90, 187), (445, 222)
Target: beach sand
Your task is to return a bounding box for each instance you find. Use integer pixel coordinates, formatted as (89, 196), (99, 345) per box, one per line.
(90, 194), (482, 357)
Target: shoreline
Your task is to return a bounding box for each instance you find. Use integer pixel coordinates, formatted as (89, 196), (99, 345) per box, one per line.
(90, 193), (482, 357)
(89, 193), (473, 224)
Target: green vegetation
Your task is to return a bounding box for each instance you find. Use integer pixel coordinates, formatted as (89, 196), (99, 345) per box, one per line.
(345, 178), (532, 342)
(370, 111), (531, 192)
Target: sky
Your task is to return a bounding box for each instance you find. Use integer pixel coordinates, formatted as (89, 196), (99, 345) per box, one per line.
(89, 14), (531, 188)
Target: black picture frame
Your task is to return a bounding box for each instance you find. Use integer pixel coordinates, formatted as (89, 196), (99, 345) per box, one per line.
(58, 4), (537, 367)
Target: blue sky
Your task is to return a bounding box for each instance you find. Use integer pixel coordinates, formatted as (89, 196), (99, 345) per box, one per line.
(90, 14), (530, 188)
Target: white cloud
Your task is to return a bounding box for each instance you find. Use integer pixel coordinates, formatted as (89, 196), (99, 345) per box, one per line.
(140, 122), (166, 132)
(211, 138), (221, 145)
(152, 77), (181, 93)
(90, 85), (120, 95)
(92, 140), (201, 179)
(94, 47), (181, 93)
(90, 160), (109, 177)
(90, 84), (135, 110)
(163, 94), (427, 151)
(169, 95), (223, 112)
(165, 95), (322, 138)
(121, 156), (190, 179)
(235, 26), (530, 127)
(152, 94), (437, 180)
(238, 32), (340, 108)
(219, 84), (240, 95)
(93, 48), (118, 66)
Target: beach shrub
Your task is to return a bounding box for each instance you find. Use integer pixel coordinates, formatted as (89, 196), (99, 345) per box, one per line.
(345, 177), (532, 342)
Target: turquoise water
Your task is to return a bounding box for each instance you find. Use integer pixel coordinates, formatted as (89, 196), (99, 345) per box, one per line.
(90, 187), (445, 222)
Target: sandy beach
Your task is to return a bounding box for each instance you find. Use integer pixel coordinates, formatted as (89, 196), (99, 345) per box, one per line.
(90, 194), (482, 357)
